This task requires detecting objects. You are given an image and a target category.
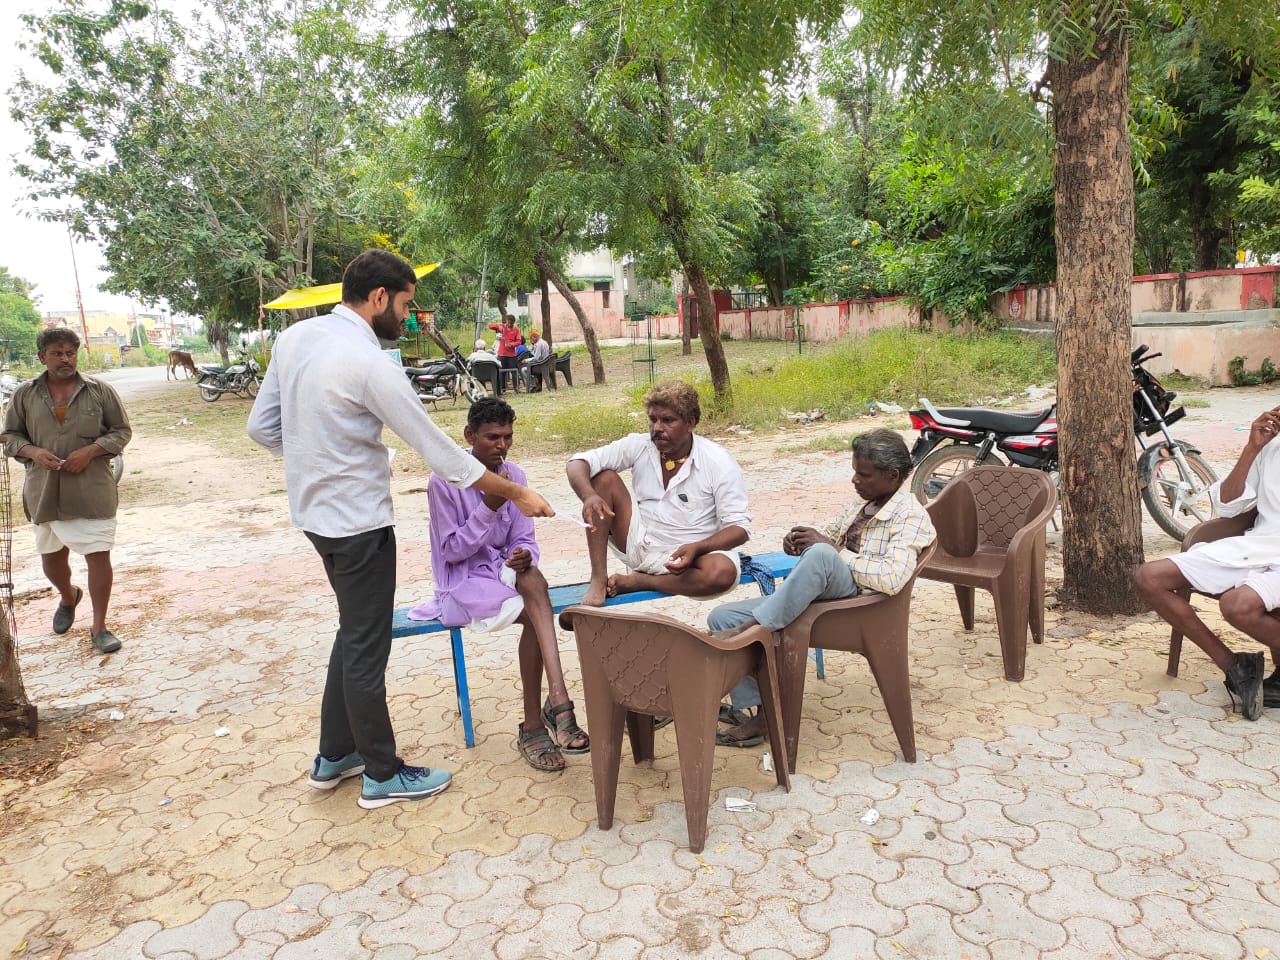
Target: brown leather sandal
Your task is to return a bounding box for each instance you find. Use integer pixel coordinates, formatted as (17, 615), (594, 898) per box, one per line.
(517, 723), (565, 772)
(541, 699), (590, 754)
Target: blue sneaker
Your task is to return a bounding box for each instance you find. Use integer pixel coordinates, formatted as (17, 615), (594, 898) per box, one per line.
(358, 763), (452, 809)
(307, 752), (365, 790)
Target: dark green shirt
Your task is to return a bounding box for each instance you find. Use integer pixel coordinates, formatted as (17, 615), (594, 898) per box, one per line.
(2, 372), (131, 523)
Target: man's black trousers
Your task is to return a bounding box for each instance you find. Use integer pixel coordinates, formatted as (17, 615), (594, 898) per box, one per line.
(306, 526), (401, 781)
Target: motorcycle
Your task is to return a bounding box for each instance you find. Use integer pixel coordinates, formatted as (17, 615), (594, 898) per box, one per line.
(196, 349), (261, 402)
(907, 344), (1219, 541)
(407, 329), (487, 406)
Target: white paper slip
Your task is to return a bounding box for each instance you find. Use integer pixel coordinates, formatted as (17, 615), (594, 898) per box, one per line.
(724, 797), (756, 812)
(550, 507), (590, 528)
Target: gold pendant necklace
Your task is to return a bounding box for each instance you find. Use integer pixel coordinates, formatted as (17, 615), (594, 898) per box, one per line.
(664, 456), (688, 471)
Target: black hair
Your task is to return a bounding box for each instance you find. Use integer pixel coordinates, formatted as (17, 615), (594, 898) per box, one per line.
(467, 396), (516, 431)
(851, 428), (913, 478)
(37, 327), (81, 351)
(341, 250), (417, 305)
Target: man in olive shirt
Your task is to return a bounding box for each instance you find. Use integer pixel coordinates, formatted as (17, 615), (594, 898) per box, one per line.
(3, 328), (131, 653)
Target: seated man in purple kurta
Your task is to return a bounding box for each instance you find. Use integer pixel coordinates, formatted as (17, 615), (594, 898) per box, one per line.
(410, 397), (588, 772)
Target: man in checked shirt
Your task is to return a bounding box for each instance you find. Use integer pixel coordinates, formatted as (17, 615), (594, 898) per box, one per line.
(707, 428), (935, 747)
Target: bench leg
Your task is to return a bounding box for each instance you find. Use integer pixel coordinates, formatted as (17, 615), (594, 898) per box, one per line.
(448, 627), (475, 747)
(812, 647), (825, 680)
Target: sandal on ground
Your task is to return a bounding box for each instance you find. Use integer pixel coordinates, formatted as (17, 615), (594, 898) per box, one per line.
(715, 724), (765, 748)
(517, 723), (565, 773)
(542, 698), (590, 754)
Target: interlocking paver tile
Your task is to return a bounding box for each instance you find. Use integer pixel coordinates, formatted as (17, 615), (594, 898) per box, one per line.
(272, 912), (371, 959)
(1118, 895), (1247, 958)
(494, 902), (590, 959)
(361, 895), (458, 955)
(142, 899), (248, 959)
(1026, 864), (1140, 927)
(800, 873), (905, 937)
(952, 882), (1066, 951)
(1012, 818), (1120, 875)
(877, 903), (986, 960)
(876, 856), (980, 913)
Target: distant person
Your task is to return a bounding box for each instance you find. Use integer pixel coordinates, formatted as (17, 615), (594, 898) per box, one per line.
(247, 249), (553, 809)
(412, 397), (588, 770)
(1136, 404), (1280, 720)
(3, 328), (132, 654)
(706, 429), (935, 748)
(521, 329), (552, 391)
(467, 339), (494, 366)
(488, 315), (523, 374)
(566, 380), (750, 606)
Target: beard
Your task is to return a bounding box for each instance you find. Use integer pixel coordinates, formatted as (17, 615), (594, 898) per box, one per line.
(371, 303), (402, 341)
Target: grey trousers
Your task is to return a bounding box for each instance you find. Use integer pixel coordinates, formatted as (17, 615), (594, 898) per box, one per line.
(708, 542), (860, 710)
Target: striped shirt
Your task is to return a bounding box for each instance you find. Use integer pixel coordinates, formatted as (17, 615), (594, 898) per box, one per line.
(817, 486), (935, 595)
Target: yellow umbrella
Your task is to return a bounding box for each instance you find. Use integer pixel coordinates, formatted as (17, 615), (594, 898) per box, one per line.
(262, 263), (438, 310)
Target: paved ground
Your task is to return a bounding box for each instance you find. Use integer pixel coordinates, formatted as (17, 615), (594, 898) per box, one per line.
(1, 380), (1277, 959)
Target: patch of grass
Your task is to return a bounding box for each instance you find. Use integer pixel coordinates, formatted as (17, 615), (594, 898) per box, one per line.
(1159, 371), (1210, 392)
(1180, 397), (1210, 408)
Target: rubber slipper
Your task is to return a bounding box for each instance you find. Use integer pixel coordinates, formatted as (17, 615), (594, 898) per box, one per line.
(52, 587), (83, 635)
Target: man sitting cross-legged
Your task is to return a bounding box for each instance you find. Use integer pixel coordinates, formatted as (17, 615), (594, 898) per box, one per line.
(567, 379), (751, 606)
(1136, 404), (1280, 721)
(411, 398), (589, 770)
(707, 429), (935, 748)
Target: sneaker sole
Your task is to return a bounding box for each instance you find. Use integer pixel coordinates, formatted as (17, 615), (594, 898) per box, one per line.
(357, 780), (451, 809)
(307, 765), (365, 790)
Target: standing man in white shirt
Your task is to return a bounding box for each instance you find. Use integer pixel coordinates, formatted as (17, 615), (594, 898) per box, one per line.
(567, 380), (751, 606)
(247, 250), (553, 808)
(1136, 404), (1280, 721)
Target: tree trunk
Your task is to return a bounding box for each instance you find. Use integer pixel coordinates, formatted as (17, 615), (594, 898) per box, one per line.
(1047, 12), (1145, 614)
(682, 262), (732, 402)
(0, 528), (37, 737)
(492, 285), (510, 321)
(535, 251), (605, 384)
(1188, 181), (1226, 270)
(538, 264), (553, 348)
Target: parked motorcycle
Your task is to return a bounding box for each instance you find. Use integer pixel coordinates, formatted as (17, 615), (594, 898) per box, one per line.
(408, 330), (487, 406)
(907, 344), (1219, 541)
(196, 349), (261, 402)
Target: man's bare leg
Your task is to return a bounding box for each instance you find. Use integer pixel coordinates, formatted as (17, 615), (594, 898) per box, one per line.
(1135, 559), (1238, 672)
(583, 470), (632, 606)
(40, 546), (78, 609)
(517, 566), (589, 750)
(85, 551), (113, 636)
(1220, 585), (1280, 658)
(609, 554), (738, 599)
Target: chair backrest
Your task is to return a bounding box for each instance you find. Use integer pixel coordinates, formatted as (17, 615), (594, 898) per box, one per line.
(470, 358), (500, 391)
(528, 353), (555, 375)
(566, 607), (757, 715)
(954, 466), (1056, 549)
(1182, 508), (1257, 550)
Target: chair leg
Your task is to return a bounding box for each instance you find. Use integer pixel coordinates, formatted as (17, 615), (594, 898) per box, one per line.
(990, 583), (1029, 682)
(777, 630), (810, 775)
(625, 711), (655, 763)
(754, 643), (791, 792)
(589, 701), (628, 831)
(668, 680), (723, 854)
(1030, 530), (1046, 645)
(954, 585), (976, 631)
(862, 641), (916, 763)
(1167, 588), (1190, 677)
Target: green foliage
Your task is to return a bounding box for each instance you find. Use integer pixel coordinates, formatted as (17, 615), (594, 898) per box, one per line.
(1228, 355), (1279, 385)
(0, 269), (42, 360)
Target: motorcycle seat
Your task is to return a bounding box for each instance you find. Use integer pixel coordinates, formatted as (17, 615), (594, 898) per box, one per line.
(405, 363), (455, 377)
(933, 406), (1054, 433)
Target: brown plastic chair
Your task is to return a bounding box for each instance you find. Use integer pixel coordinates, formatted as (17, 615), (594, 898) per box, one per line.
(1166, 509), (1270, 677)
(920, 466), (1058, 681)
(560, 605), (790, 853)
(524, 353), (557, 391)
(775, 542), (936, 772)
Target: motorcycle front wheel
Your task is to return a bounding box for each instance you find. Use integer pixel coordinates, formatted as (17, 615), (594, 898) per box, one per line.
(1141, 447), (1217, 541)
(198, 383), (221, 402)
(910, 445), (1006, 504)
(244, 376), (260, 399)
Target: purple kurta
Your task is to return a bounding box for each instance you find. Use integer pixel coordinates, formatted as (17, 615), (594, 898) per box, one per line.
(410, 460), (539, 627)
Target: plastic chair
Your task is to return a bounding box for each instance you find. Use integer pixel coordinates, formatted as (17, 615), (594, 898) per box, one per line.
(560, 605), (790, 853)
(920, 466), (1058, 681)
(470, 358), (501, 395)
(1166, 509), (1269, 676)
(775, 542), (936, 772)
(554, 351), (573, 386)
(524, 353), (557, 391)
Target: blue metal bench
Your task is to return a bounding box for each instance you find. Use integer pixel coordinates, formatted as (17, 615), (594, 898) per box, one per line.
(392, 550), (807, 746)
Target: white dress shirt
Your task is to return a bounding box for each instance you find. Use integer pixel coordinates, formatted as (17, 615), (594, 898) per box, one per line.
(247, 304), (484, 537)
(570, 433), (752, 549)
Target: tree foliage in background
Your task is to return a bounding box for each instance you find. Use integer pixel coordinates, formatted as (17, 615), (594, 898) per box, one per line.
(10, 0), (389, 358)
(0, 267), (42, 362)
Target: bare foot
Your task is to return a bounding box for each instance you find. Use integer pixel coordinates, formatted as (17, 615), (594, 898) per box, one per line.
(582, 580), (608, 607)
(607, 573), (640, 597)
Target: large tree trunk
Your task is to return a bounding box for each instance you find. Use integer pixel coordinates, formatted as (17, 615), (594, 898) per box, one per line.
(0, 613), (36, 737)
(1048, 13), (1145, 614)
(537, 264), (553, 348)
(682, 261), (732, 401)
(1188, 181), (1227, 270)
(535, 251), (605, 384)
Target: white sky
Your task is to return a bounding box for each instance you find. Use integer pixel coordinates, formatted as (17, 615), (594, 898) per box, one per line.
(1, 3), (160, 317)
